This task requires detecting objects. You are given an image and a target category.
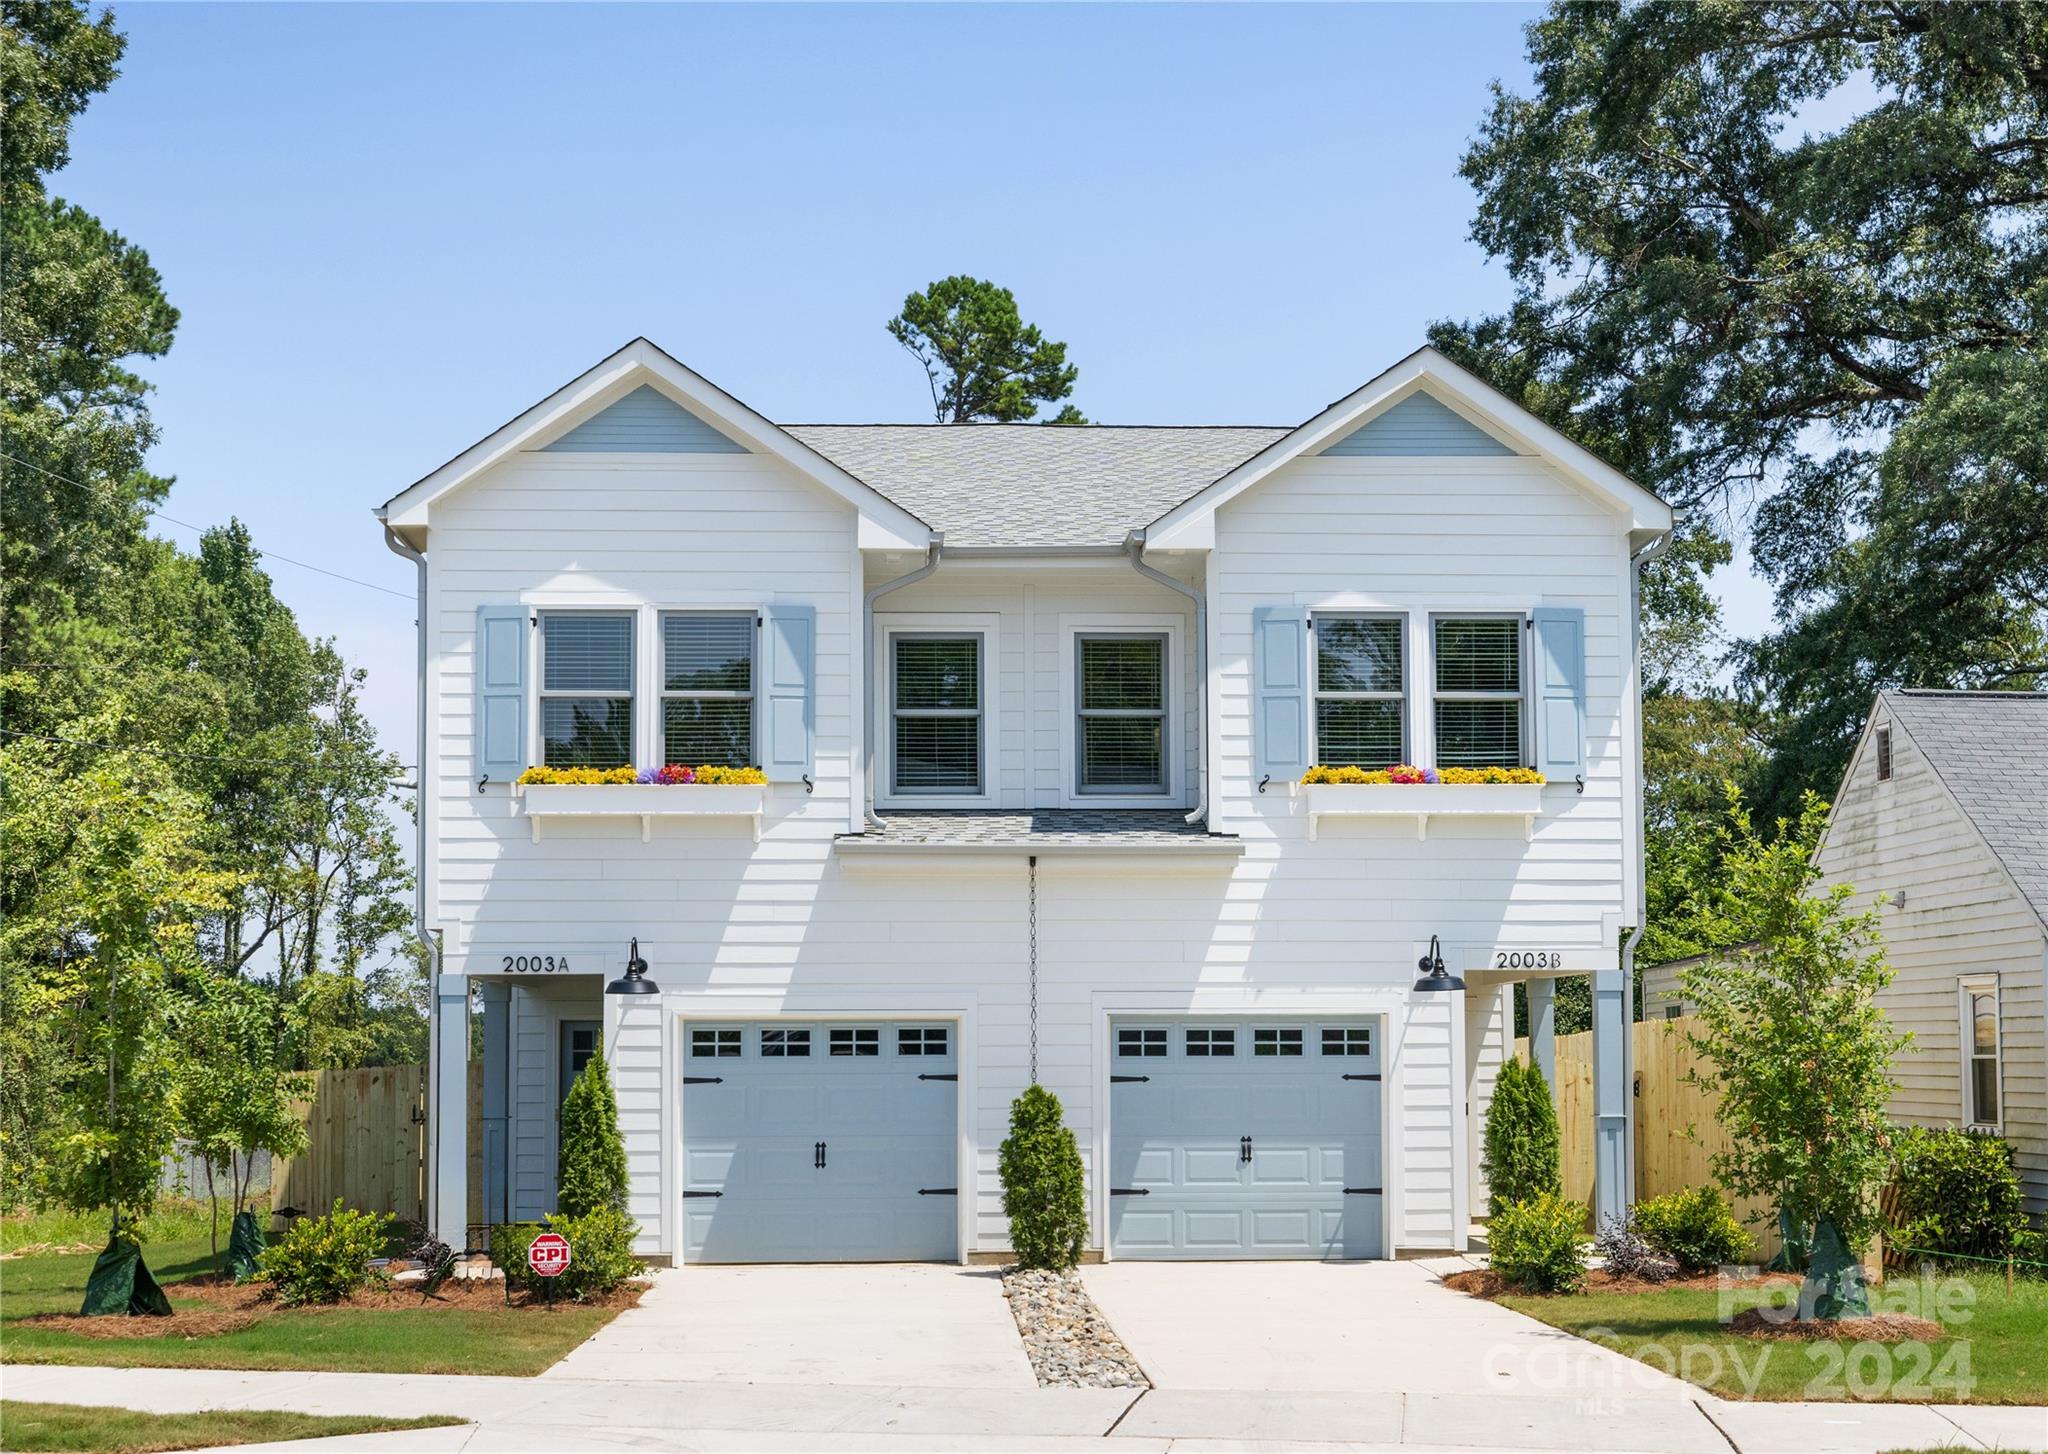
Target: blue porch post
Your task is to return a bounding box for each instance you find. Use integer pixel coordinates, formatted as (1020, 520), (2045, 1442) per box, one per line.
(478, 981), (510, 1229)
(1526, 977), (1557, 1089)
(1590, 963), (1631, 1225)
(432, 973), (470, 1250)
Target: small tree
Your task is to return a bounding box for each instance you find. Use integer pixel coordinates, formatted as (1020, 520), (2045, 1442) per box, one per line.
(998, 1085), (1087, 1271)
(557, 1046), (629, 1218)
(887, 276), (1085, 423)
(1681, 787), (1906, 1319)
(1482, 1056), (1562, 1217)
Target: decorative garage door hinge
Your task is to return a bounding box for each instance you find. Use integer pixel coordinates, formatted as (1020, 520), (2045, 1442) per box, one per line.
(683, 1076), (724, 1084)
(1109, 1074), (1150, 1083)
(1341, 1073), (1381, 1082)
(917, 1187), (957, 1196)
(682, 1190), (723, 1199)
(916, 1073), (957, 1081)
(1108, 1187), (1151, 1196)
(1342, 1187), (1383, 1196)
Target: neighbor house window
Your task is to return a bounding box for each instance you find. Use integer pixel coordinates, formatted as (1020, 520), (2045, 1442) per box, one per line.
(892, 634), (982, 794)
(1876, 726), (1893, 782)
(663, 612), (753, 767)
(1962, 978), (2001, 1129)
(1433, 616), (1523, 768)
(1076, 634), (1167, 795)
(540, 612), (634, 768)
(1314, 615), (1404, 768)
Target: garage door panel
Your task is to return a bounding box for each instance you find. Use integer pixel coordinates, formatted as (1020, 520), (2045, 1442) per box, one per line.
(1182, 1146), (1244, 1185)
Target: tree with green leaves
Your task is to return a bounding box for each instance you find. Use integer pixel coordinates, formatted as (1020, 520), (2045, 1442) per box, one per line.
(1680, 787), (1905, 1318)
(1482, 1057), (1562, 1217)
(997, 1085), (1088, 1270)
(1432, 1), (2048, 821)
(557, 1047), (629, 1218)
(888, 276), (1086, 423)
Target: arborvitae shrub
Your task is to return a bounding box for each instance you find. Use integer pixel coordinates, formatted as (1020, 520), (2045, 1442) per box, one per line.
(1482, 1057), (1562, 1217)
(998, 1084), (1088, 1271)
(557, 1047), (629, 1218)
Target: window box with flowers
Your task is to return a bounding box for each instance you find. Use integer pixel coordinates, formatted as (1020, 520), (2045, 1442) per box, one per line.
(1297, 765), (1546, 841)
(513, 765), (769, 843)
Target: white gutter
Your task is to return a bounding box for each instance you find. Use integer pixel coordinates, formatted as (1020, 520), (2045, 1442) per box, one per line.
(1124, 534), (1208, 826)
(862, 540), (943, 829)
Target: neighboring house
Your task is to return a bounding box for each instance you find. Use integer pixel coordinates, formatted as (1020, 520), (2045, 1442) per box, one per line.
(377, 339), (1671, 1264)
(1642, 690), (2048, 1217)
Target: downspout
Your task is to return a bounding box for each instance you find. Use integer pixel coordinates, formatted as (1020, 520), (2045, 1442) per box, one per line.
(863, 540), (943, 829)
(380, 517), (443, 1231)
(1125, 534), (1207, 826)
(1618, 527), (1673, 1207)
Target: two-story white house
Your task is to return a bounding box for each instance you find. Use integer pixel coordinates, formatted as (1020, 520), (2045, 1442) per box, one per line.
(376, 339), (1671, 1265)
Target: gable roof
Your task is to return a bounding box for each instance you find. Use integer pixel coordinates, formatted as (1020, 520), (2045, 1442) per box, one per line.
(1143, 346), (1672, 548)
(1881, 689), (2048, 926)
(784, 425), (1287, 548)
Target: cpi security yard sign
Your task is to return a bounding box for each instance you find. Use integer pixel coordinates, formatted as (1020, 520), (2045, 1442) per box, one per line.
(527, 1231), (572, 1279)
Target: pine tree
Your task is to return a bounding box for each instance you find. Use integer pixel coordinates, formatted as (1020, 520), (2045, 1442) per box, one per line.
(1482, 1057), (1562, 1217)
(557, 1047), (629, 1217)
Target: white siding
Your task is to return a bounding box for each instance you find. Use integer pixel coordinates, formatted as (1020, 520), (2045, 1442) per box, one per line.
(1819, 712), (2048, 1216)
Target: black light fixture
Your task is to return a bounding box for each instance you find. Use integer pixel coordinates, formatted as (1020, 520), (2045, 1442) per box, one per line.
(605, 937), (659, 996)
(1413, 934), (1466, 993)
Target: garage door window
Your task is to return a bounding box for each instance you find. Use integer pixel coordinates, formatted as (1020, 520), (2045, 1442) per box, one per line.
(762, 1028), (810, 1058)
(898, 1027), (948, 1055)
(692, 1028), (741, 1058)
(1321, 1027), (1372, 1056)
(831, 1028), (880, 1057)
(1118, 1027), (1167, 1058)
(1254, 1028), (1304, 1057)
(1185, 1027), (1235, 1057)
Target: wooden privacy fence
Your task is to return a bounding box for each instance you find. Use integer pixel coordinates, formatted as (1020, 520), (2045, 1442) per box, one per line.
(271, 1065), (426, 1224)
(1515, 1015), (1781, 1258)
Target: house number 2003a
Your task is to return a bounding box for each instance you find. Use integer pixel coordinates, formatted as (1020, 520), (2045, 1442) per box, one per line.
(1494, 950), (1563, 970)
(501, 954), (570, 973)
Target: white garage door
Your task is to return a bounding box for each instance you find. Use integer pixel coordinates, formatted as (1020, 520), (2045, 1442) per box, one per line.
(1107, 1018), (1384, 1259)
(681, 1020), (958, 1262)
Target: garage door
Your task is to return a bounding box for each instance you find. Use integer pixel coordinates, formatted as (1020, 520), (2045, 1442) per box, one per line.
(681, 1020), (957, 1263)
(1107, 1018), (1383, 1259)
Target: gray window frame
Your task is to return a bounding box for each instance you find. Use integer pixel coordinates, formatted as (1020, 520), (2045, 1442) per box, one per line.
(1310, 612), (1408, 768)
(890, 630), (986, 797)
(659, 609), (756, 768)
(537, 609), (636, 769)
(1074, 631), (1170, 797)
(1428, 611), (1529, 769)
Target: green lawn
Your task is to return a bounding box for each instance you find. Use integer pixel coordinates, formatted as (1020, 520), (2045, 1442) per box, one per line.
(1, 1204), (239, 1257)
(1497, 1272), (2048, 1404)
(0, 1400), (464, 1453)
(1, 1238), (629, 1376)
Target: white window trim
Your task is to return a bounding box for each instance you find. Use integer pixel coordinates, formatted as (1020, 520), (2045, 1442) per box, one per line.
(1057, 614), (1184, 808)
(657, 608), (758, 770)
(532, 607), (638, 771)
(875, 612), (1001, 809)
(1427, 610), (1531, 770)
(1309, 610), (1409, 769)
(1958, 975), (2002, 1132)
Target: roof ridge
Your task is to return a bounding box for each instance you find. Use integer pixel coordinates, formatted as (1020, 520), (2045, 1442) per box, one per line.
(1888, 687), (2048, 700)
(781, 422), (1292, 431)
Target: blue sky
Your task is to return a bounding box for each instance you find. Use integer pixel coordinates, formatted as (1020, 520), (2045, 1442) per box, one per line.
(64, 1), (1771, 756)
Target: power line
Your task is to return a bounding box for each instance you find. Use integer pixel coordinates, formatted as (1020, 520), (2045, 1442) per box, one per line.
(1, 451), (415, 603)
(0, 725), (415, 776)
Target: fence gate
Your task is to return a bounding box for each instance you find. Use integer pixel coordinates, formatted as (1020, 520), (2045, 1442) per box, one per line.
(271, 1065), (426, 1225)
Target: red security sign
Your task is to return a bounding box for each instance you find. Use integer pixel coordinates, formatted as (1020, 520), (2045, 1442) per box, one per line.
(527, 1231), (572, 1279)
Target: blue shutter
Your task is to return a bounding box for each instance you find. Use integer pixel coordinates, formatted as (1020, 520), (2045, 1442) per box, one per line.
(1531, 605), (1586, 780)
(475, 605), (529, 779)
(759, 603), (815, 782)
(1251, 606), (1310, 782)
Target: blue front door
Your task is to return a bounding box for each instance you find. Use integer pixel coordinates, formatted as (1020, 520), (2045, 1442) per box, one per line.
(1108, 1018), (1384, 1259)
(681, 1021), (958, 1263)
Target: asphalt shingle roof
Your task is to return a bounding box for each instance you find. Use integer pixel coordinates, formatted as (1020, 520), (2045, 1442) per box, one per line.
(834, 809), (1242, 853)
(782, 425), (1288, 548)
(1883, 690), (2048, 924)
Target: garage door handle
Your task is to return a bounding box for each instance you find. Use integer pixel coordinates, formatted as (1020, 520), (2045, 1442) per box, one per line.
(1109, 1075), (1150, 1083)
(917, 1073), (957, 1081)
(1341, 1073), (1381, 1082)
(683, 1076), (724, 1084)
(814, 1141), (826, 1169)
(1109, 1188), (1150, 1196)
(682, 1190), (723, 1199)
(1343, 1187), (1382, 1195)
(917, 1187), (957, 1196)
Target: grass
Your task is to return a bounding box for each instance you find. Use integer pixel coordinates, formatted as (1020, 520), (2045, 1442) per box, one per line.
(1, 1237), (629, 1376)
(1496, 1270), (2048, 1404)
(0, 1401), (464, 1453)
(1, 1203), (253, 1257)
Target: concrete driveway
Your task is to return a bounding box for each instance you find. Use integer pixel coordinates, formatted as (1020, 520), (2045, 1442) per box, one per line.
(544, 1263), (1038, 1388)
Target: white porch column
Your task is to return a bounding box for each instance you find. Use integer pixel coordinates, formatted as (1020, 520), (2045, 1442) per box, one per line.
(432, 973), (470, 1249)
(1590, 964), (1630, 1225)
(1525, 977), (1557, 1089)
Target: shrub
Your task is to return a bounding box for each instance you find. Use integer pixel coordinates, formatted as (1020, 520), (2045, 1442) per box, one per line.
(1482, 1058), (1561, 1217)
(998, 1084), (1088, 1271)
(1490, 1193), (1587, 1293)
(1889, 1126), (2028, 1262)
(496, 1206), (644, 1301)
(258, 1200), (392, 1305)
(1592, 1210), (1676, 1283)
(557, 1047), (629, 1218)
(1635, 1185), (1750, 1272)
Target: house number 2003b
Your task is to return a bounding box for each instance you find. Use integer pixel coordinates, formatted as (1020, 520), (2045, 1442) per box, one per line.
(501, 954), (571, 973)
(1494, 950), (1564, 970)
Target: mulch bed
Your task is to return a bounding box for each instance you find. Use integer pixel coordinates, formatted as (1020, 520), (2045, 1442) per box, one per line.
(1442, 1267), (1804, 1298)
(1727, 1307), (1943, 1342)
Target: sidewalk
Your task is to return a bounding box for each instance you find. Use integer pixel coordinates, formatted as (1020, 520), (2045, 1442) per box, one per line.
(5, 1363), (2044, 1452)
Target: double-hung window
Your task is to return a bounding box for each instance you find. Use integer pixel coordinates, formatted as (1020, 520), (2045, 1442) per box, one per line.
(892, 634), (982, 794)
(1962, 978), (2002, 1130)
(1076, 634), (1168, 795)
(662, 613), (754, 767)
(1313, 615), (1404, 768)
(539, 612), (634, 768)
(1432, 616), (1524, 768)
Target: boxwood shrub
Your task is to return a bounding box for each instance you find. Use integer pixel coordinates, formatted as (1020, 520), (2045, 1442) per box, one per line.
(1890, 1125), (2028, 1262)
(1490, 1192), (1587, 1293)
(258, 1200), (392, 1305)
(1634, 1185), (1750, 1272)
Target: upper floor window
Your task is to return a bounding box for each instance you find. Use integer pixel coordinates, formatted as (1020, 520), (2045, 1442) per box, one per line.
(663, 613), (753, 767)
(540, 612), (634, 768)
(1076, 634), (1167, 795)
(893, 634), (982, 794)
(1433, 616), (1523, 768)
(1876, 726), (1893, 782)
(1962, 978), (2001, 1130)
(1314, 615), (1404, 768)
